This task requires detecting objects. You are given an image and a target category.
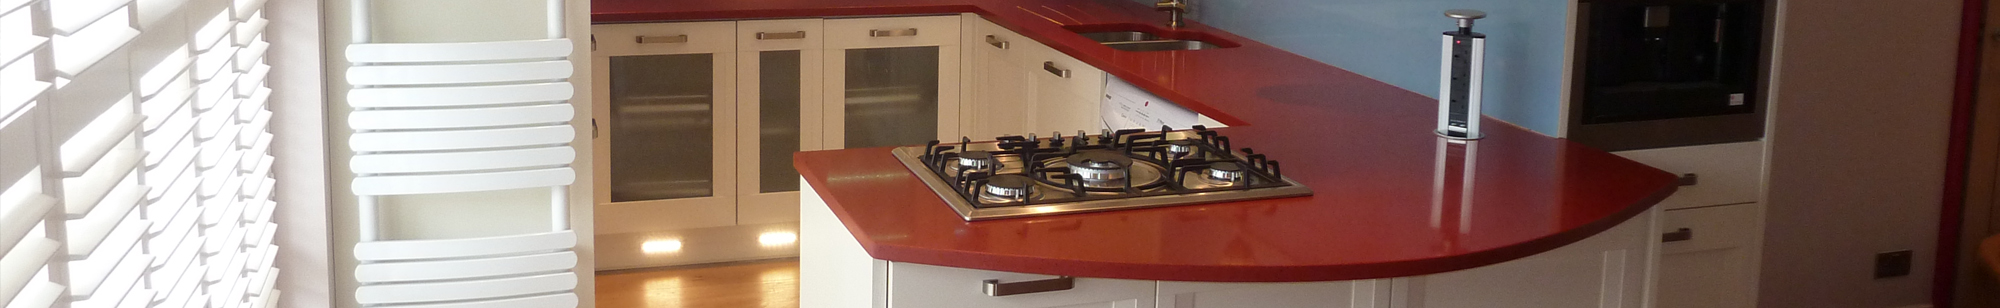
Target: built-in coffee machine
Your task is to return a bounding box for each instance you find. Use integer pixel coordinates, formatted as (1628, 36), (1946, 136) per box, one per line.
(1568, 0), (1772, 151)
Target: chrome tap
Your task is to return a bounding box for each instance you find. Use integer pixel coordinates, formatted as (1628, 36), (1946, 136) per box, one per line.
(1156, 0), (1188, 28)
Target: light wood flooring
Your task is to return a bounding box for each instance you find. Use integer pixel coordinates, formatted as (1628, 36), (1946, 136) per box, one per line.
(596, 259), (802, 308)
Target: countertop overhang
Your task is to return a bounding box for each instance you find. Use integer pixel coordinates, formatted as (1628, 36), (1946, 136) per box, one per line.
(596, 0), (1679, 282)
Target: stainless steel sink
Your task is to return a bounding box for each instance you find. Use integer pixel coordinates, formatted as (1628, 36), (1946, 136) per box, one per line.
(1077, 31), (1163, 43)
(1102, 40), (1223, 52)
(1074, 30), (1229, 52)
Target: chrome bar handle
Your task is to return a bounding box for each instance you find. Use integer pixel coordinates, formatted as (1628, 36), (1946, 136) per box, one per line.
(636, 34), (688, 44)
(983, 276), (1075, 296)
(1043, 61), (1070, 78)
(1662, 228), (1693, 243)
(756, 31), (807, 40)
(869, 28), (919, 37)
(986, 35), (1010, 49)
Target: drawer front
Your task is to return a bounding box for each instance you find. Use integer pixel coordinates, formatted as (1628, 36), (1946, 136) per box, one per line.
(1659, 202), (1759, 254)
(738, 19), (823, 52)
(887, 262), (1155, 308)
(593, 21), (736, 56)
(1612, 141), (1763, 210)
(824, 15), (962, 49)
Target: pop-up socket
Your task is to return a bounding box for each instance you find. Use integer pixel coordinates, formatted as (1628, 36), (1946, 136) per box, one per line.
(1437, 9), (1487, 140)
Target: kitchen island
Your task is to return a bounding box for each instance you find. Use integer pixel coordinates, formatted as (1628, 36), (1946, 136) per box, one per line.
(595, 0), (1679, 307)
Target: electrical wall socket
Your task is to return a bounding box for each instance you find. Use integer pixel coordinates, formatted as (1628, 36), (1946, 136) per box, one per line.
(1875, 250), (1913, 279)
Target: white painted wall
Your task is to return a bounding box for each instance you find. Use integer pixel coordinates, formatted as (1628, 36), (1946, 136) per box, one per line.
(268, 0), (332, 306)
(321, 0), (595, 307)
(1758, 0), (1961, 306)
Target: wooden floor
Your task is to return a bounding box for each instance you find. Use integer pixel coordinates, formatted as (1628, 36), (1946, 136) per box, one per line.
(596, 259), (802, 308)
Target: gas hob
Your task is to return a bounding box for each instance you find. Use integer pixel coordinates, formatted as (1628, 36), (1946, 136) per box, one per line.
(891, 126), (1313, 221)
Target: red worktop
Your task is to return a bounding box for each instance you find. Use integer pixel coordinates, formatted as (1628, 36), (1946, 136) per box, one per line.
(597, 0), (1679, 282)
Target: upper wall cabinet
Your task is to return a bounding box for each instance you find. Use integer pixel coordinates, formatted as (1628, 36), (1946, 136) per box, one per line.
(822, 15), (961, 149)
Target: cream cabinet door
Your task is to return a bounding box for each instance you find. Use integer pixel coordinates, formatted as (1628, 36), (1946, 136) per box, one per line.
(888, 262), (1156, 308)
(1395, 208), (1658, 308)
(963, 15), (1039, 139)
(822, 15), (962, 149)
(591, 21), (739, 234)
(1025, 42), (1105, 134)
(735, 19), (824, 225)
(1656, 203), (1761, 308)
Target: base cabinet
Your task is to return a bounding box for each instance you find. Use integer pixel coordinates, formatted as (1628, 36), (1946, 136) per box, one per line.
(1613, 141), (1765, 308)
(1655, 203), (1761, 308)
(801, 180), (1660, 308)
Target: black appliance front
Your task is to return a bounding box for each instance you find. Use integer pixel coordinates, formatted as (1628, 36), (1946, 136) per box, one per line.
(1569, 0), (1772, 151)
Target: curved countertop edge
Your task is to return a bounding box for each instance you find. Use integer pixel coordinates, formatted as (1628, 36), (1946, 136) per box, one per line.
(605, 0), (1682, 282)
(802, 158), (1677, 282)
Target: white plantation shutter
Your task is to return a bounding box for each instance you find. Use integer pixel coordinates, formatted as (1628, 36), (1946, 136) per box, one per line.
(0, 0), (281, 306)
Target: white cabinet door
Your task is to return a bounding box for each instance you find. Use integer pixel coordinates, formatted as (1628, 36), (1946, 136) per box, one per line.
(735, 19), (824, 225)
(591, 21), (739, 234)
(1025, 42), (1104, 135)
(1656, 203), (1760, 308)
(822, 15), (962, 149)
(963, 15), (1039, 139)
(1156, 280), (1392, 308)
(1612, 141), (1764, 210)
(888, 262), (1155, 308)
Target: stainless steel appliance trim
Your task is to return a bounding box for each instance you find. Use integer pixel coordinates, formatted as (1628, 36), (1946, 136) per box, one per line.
(983, 276), (1075, 296)
(891, 146), (1314, 221)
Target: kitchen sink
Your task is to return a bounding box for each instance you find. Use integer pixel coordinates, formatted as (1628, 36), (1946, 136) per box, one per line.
(1066, 24), (1237, 52)
(1101, 40), (1224, 52)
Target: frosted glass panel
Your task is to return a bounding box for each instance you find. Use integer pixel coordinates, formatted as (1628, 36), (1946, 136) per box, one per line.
(758, 51), (800, 193)
(608, 54), (713, 202)
(843, 46), (937, 149)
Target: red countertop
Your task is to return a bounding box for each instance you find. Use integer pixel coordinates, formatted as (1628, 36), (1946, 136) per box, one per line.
(597, 0), (1679, 282)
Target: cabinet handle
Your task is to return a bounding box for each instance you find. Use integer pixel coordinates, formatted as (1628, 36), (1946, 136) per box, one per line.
(983, 276), (1074, 296)
(1676, 173), (1699, 186)
(756, 31), (807, 40)
(985, 35), (1010, 49)
(1662, 227), (1693, 243)
(636, 35), (689, 44)
(869, 28), (920, 37)
(1043, 61), (1070, 78)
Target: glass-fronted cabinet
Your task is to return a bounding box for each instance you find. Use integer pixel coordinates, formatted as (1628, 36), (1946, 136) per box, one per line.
(822, 16), (961, 149)
(591, 16), (955, 269)
(734, 19), (824, 225)
(592, 21), (740, 235)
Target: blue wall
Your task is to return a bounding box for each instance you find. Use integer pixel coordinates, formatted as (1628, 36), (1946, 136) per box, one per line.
(1148, 0), (1570, 135)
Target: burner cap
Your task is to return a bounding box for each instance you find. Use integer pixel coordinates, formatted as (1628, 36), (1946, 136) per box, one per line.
(1206, 162), (1246, 182)
(1166, 140), (1199, 155)
(958, 151), (997, 169)
(981, 174), (1036, 200)
(1065, 150), (1133, 181)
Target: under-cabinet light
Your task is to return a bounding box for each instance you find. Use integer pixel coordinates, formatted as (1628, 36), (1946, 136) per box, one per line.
(759, 232), (797, 246)
(641, 240), (682, 253)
